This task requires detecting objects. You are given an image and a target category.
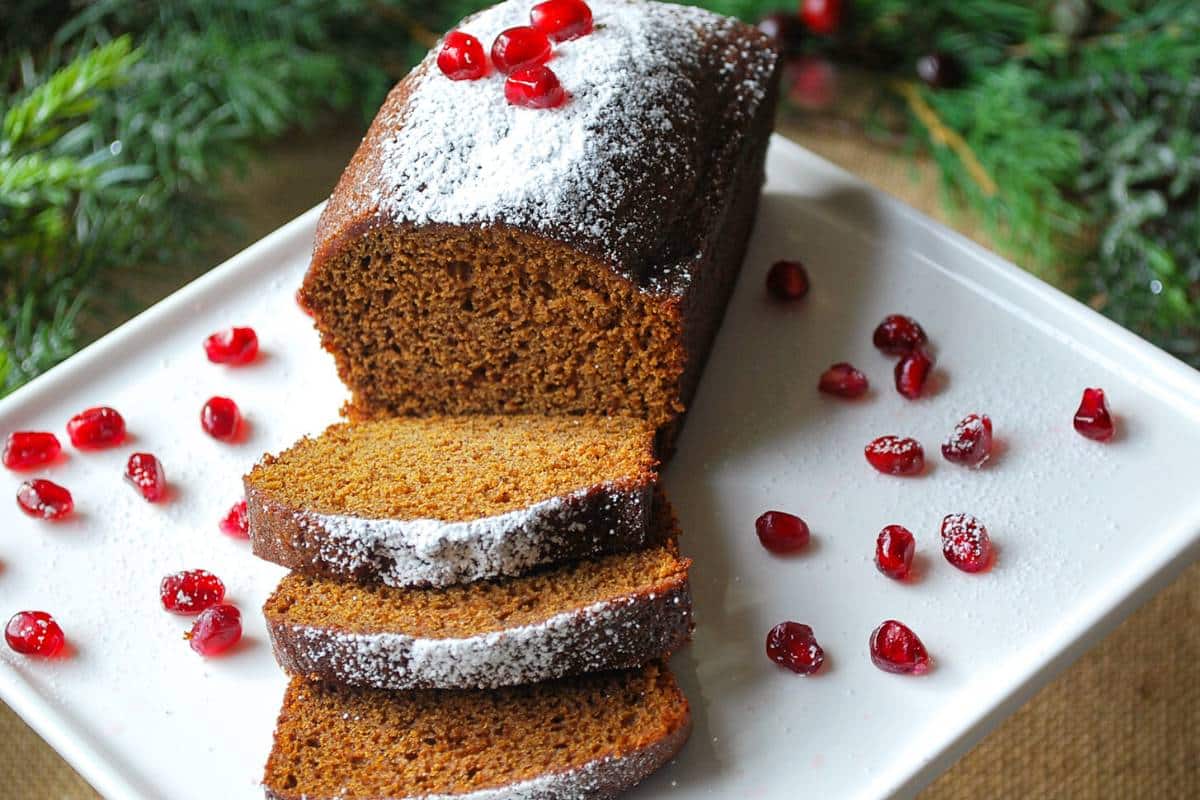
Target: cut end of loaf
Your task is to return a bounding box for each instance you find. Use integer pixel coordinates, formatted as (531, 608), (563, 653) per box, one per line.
(245, 414), (656, 521)
(262, 664), (691, 800)
(302, 224), (687, 435)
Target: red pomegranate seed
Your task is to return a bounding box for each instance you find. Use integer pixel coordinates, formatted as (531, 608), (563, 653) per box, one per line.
(125, 452), (167, 502)
(864, 436), (925, 476)
(766, 260), (809, 301)
(530, 0), (593, 42)
(941, 513), (992, 572)
(491, 26), (552, 74)
(3, 432), (62, 470)
(894, 347), (934, 399)
(5, 611), (65, 657)
(873, 314), (928, 356)
(766, 621), (824, 675)
(818, 362), (869, 398)
(66, 406), (125, 449)
(875, 525), (915, 579)
(1074, 388), (1115, 442)
(16, 479), (73, 520)
(201, 397), (241, 441)
(160, 570), (226, 615)
(185, 604), (242, 657)
(800, 0), (843, 35)
(437, 30), (489, 80)
(942, 414), (993, 468)
(505, 65), (566, 109)
(220, 500), (249, 538)
(204, 326), (259, 365)
(869, 620), (930, 674)
(755, 511), (810, 554)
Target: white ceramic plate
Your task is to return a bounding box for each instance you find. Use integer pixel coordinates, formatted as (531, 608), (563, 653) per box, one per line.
(2, 137), (1199, 800)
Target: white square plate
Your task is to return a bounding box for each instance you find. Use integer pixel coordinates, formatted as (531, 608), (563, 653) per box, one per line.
(2, 137), (1198, 800)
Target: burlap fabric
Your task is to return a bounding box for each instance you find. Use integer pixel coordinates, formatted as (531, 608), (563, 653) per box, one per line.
(2, 123), (1196, 799)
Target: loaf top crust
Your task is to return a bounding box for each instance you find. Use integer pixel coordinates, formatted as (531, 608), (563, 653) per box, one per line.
(312, 0), (779, 295)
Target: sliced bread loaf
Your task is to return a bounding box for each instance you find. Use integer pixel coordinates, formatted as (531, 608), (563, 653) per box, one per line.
(263, 663), (690, 800)
(246, 415), (656, 587)
(262, 496), (691, 690)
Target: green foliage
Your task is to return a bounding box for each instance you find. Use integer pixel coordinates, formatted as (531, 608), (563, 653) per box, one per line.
(1, 0), (1198, 397)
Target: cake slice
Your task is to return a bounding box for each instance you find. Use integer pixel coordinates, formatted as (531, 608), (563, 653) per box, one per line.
(300, 0), (781, 454)
(246, 415), (656, 587)
(263, 663), (690, 800)
(263, 495), (691, 690)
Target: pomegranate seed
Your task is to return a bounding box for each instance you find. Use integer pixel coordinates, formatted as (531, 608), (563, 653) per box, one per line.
(875, 525), (915, 579)
(16, 479), (73, 520)
(5, 611), (65, 657)
(201, 397), (241, 441)
(942, 414), (993, 468)
(818, 362), (869, 398)
(220, 500), (249, 538)
(941, 513), (992, 573)
(864, 436), (925, 476)
(505, 65), (566, 109)
(766, 622), (824, 675)
(66, 406), (125, 449)
(894, 348), (934, 399)
(491, 26), (552, 74)
(437, 30), (489, 80)
(766, 260), (809, 301)
(755, 511), (810, 554)
(160, 570), (226, 615)
(869, 620), (930, 674)
(185, 604), (242, 657)
(530, 0), (593, 42)
(3, 432), (62, 470)
(1074, 388), (1115, 442)
(125, 452), (167, 502)
(800, 0), (842, 36)
(873, 314), (928, 356)
(204, 327), (259, 365)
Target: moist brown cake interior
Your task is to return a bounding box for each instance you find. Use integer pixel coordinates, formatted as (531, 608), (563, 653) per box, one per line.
(245, 414), (655, 520)
(305, 226), (687, 434)
(263, 664), (689, 798)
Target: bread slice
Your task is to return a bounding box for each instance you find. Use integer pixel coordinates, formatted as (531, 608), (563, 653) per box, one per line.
(262, 496), (691, 690)
(246, 415), (657, 587)
(263, 663), (690, 800)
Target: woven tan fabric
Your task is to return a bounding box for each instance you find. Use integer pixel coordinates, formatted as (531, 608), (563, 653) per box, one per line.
(2, 123), (1196, 799)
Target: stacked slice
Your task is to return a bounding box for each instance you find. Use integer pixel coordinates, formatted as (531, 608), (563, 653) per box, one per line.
(247, 415), (693, 799)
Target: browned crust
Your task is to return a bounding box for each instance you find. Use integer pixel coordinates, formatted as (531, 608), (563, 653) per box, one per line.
(263, 558), (693, 690)
(262, 667), (692, 800)
(246, 475), (659, 588)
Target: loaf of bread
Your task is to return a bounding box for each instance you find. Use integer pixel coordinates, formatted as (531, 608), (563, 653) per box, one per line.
(263, 664), (691, 800)
(246, 415), (657, 587)
(263, 498), (691, 690)
(299, 0), (781, 453)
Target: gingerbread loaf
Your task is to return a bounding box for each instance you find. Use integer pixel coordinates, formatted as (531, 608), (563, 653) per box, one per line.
(300, 0), (781, 454)
(246, 415), (658, 587)
(263, 663), (690, 800)
(263, 497), (691, 690)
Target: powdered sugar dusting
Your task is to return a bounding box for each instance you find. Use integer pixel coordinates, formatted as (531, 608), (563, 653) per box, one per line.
(275, 583), (691, 690)
(290, 483), (647, 587)
(362, 0), (777, 292)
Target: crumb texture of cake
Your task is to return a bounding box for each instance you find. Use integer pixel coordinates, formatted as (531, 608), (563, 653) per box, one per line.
(245, 415), (657, 587)
(262, 664), (691, 800)
(301, 0), (781, 451)
(263, 498), (691, 689)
